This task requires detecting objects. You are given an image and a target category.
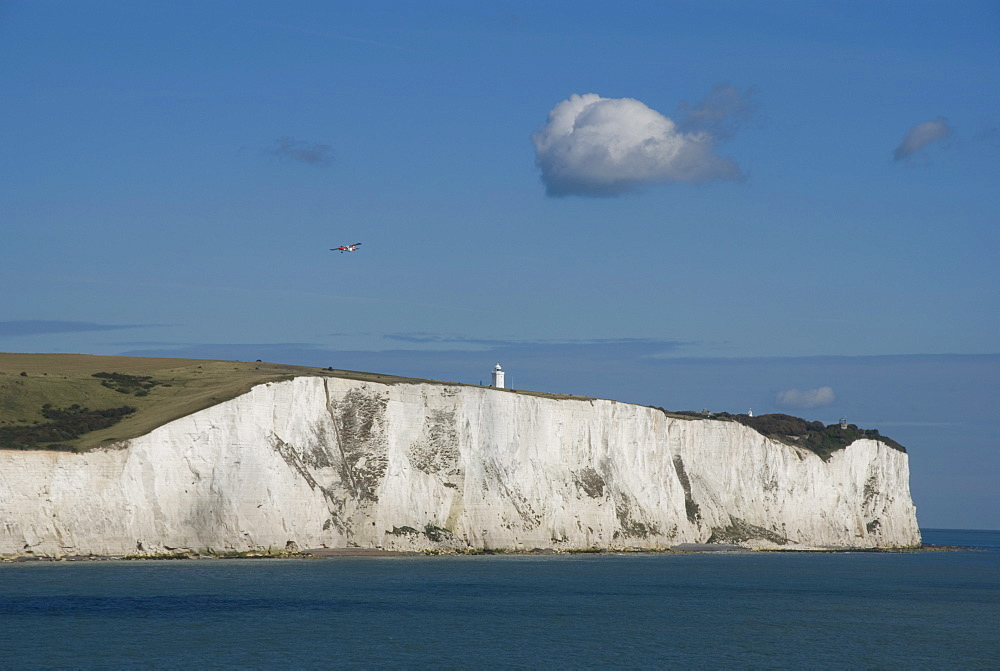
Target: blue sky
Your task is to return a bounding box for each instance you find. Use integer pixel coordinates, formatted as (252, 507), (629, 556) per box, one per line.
(2, 1), (998, 530)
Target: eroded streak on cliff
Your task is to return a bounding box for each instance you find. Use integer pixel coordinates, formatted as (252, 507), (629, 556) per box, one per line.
(672, 455), (702, 524)
(408, 408), (460, 476)
(324, 381), (388, 503)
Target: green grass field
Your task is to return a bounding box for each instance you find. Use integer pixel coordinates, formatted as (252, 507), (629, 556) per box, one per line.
(0, 353), (436, 452)
(0, 353), (598, 452)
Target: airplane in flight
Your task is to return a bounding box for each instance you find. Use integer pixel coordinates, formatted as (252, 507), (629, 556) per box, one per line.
(331, 243), (362, 253)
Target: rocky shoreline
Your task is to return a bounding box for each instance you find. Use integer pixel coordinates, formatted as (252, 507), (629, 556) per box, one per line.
(2, 543), (965, 563)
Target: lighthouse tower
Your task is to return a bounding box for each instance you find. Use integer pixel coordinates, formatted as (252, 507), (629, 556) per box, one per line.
(491, 363), (505, 389)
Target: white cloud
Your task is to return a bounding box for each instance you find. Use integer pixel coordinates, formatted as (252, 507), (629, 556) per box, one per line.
(893, 117), (950, 160)
(532, 93), (744, 197)
(775, 386), (835, 409)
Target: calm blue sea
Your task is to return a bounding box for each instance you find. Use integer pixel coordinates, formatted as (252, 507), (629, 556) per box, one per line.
(1, 529), (997, 669)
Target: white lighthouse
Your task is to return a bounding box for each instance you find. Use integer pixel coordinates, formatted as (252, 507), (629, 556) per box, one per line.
(491, 363), (505, 389)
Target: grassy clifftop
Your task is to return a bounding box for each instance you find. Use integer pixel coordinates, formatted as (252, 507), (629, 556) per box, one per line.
(2, 353), (901, 459)
(0, 353), (595, 452)
(0, 353), (425, 452)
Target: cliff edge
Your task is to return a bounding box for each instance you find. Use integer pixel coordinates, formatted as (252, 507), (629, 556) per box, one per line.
(0, 375), (920, 556)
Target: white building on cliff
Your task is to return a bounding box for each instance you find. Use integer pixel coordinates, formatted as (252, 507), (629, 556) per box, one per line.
(491, 363), (505, 389)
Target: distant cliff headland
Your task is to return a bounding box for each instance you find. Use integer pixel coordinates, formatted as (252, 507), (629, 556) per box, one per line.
(0, 353), (920, 557)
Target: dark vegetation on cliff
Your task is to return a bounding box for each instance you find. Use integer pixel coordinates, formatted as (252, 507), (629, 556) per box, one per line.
(0, 404), (136, 451)
(669, 410), (906, 459)
(91, 371), (161, 396)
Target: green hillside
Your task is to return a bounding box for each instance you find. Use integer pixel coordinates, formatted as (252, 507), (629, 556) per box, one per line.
(0, 353), (420, 452)
(0, 353), (597, 453)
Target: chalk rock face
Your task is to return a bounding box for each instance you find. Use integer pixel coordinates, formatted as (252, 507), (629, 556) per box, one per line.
(0, 377), (920, 556)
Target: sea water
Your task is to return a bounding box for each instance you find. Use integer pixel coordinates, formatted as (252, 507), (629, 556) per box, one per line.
(0, 530), (997, 669)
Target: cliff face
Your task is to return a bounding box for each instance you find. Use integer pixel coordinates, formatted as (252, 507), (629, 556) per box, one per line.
(0, 377), (920, 556)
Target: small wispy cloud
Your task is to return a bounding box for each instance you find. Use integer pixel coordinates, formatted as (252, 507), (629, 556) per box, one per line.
(893, 117), (951, 161)
(676, 84), (756, 140)
(262, 23), (405, 51)
(0, 320), (152, 337)
(775, 386), (836, 409)
(264, 137), (335, 166)
(532, 89), (748, 197)
(383, 333), (510, 348)
(972, 126), (999, 147)
(382, 333), (690, 353)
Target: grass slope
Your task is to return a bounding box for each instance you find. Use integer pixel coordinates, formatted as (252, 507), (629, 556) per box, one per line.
(0, 353), (434, 452)
(0, 353), (595, 452)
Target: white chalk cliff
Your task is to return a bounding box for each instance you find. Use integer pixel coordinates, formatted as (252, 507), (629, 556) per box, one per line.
(0, 377), (920, 557)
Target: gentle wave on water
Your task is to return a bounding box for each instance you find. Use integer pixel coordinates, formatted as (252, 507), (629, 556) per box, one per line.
(1, 530), (997, 668)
